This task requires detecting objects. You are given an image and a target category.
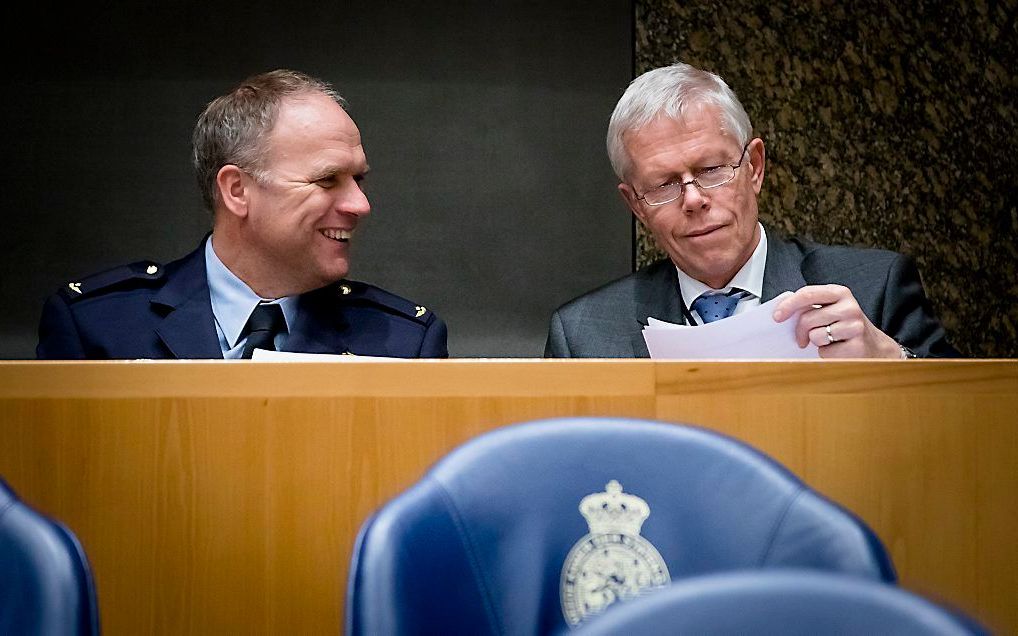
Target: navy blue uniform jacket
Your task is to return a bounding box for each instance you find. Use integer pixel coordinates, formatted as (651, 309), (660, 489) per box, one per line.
(37, 241), (448, 359)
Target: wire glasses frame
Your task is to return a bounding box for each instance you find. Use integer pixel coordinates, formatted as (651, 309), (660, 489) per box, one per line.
(635, 143), (751, 206)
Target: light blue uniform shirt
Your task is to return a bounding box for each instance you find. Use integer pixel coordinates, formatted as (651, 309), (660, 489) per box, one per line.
(204, 238), (299, 359)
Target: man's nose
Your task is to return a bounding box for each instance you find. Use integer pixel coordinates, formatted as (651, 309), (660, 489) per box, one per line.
(681, 181), (709, 211)
(338, 179), (371, 217)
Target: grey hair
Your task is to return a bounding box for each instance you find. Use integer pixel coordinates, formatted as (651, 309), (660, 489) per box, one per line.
(192, 69), (346, 212)
(607, 62), (752, 181)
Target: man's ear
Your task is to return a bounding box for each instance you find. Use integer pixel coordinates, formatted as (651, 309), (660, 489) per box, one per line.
(216, 165), (251, 219)
(747, 138), (765, 195)
(618, 183), (648, 225)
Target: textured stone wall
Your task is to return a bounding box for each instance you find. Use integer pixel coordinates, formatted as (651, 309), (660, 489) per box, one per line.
(634, 1), (1017, 357)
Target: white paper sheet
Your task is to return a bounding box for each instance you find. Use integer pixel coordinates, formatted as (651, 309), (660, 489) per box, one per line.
(249, 349), (402, 361)
(642, 291), (820, 359)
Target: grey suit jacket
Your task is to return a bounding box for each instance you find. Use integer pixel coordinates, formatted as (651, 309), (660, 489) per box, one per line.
(545, 234), (957, 358)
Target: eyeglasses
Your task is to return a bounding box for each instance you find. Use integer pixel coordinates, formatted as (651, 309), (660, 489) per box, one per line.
(635, 143), (750, 206)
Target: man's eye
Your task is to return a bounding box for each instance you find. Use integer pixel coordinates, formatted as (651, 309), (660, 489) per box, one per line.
(697, 165), (724, 177)
(315, 176), (338, 188)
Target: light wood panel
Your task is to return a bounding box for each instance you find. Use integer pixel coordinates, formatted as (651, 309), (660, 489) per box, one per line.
(652, 360), (1018, 634)
(0, 361), (656, 635)
(0, 360), (1014, 634)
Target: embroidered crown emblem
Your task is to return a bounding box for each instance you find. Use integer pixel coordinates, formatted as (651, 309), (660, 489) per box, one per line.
(579, 479), (649, 535)
(560, 480), (671, 627)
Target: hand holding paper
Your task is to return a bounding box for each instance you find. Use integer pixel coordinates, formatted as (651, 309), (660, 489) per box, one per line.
(642, 292), (820, 359)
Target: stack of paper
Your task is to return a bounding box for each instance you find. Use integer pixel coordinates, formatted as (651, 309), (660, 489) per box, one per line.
(642, 291), (819, 359)
(250, 349), (401, 361)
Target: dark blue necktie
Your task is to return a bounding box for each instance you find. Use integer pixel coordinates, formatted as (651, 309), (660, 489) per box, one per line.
(690, 289), (750, 324)
(241, 303), (286, 358)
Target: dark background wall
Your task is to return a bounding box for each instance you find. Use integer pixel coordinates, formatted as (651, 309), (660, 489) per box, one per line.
(636, 1), (1017, 357)
(5, 2), (1014, 359)
(0, 1), (634, 358)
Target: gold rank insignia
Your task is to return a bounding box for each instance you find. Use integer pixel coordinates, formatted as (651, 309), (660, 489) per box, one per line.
(68, 282), (82, 294)
(339, 284), (352, 295)
(146, 265), (158, 275)
(415, 306), (426, 318)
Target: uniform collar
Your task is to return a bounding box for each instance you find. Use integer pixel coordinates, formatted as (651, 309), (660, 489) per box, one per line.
(205, 237), (298, 348)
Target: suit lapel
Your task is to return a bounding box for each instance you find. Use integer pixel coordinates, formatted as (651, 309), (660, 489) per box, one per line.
(630, 260), (683, 357)
(761, 233), (808, 302)
(151, 241), (223, 359)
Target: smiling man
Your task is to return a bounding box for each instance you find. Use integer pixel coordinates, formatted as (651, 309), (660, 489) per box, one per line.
(546, 62), (955, 358)
(37, 70), (447, 359)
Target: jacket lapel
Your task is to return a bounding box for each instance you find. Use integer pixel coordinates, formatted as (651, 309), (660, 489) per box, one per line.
(630, 260), (684, 357)
(151, 241), (223, 359)
(761, 232), (808, 302)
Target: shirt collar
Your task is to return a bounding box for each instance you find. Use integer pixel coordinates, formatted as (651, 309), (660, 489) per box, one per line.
(676, 222), (768, 308)
(205, 237), (298, 348)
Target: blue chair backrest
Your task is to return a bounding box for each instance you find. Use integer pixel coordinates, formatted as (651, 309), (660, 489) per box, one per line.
(346, 417), (895, 635)
(576, 569), (982, 636)
(0, 477), (100, 635)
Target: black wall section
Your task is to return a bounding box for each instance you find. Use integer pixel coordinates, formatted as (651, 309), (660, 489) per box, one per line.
(0, 1), (633, 358)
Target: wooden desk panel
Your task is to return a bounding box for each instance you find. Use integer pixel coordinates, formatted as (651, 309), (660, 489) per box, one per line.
(0, 360), (1014, 634)
(652, 361), (1018, 633)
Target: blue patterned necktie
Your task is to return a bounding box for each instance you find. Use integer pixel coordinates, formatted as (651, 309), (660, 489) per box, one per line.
(690, 289), (751, 324)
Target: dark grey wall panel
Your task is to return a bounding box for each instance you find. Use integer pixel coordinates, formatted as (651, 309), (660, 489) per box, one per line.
(0, 1), (633, 357)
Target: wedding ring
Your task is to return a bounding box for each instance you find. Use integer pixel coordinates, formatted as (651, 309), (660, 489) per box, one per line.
(826, 324), (836, 344)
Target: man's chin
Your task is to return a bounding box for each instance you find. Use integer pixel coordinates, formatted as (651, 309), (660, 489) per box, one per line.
(672, 253), (742, 287)
(322, 262), (352, 285)
(284, 265), (351, 295)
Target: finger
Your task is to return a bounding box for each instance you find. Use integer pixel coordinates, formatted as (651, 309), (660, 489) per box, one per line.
(797, 315), (818, 347)
(817, 331), (872, 358)
(773, 285), (849, 321)
(817, 340), (854, 359)
(808, 325), (834, 348)
(795, 307), (843, 347)
(807, 319), (864, 348)
(796, 306), (833, 337)
(773, 289), (813, 322)
(794, 291), (867, 342)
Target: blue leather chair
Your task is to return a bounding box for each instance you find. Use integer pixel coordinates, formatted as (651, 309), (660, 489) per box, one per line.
(346, 417), (895, 635)
(0, 477), (101, 635)
(576, 570), (982, 635)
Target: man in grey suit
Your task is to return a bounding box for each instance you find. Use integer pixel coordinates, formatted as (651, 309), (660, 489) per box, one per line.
(546, 62), (956, 358)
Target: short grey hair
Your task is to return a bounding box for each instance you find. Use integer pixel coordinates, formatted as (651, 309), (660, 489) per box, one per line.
(607, 62), (752, 181)
(192, 69), (346, 212)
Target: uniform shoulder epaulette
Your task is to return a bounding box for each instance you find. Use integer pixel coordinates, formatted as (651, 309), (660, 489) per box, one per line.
(334, 280), (434, 323)
(57, 261), (166, 302)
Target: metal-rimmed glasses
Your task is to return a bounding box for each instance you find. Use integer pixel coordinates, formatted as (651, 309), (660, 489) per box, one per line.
(634, 143), (750, 206)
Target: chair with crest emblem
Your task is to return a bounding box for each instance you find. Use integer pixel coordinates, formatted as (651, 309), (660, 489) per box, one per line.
(0, 476), (101, 635)
(345, 417), (895, 635)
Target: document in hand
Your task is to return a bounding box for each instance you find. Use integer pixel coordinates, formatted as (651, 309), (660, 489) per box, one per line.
(642, 291), (820, 359)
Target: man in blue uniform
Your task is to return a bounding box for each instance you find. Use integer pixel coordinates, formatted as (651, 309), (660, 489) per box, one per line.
(37, 70), (447, 359)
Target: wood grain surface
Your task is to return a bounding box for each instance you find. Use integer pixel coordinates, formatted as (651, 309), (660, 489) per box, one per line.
(0, 360), (1014, 634)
